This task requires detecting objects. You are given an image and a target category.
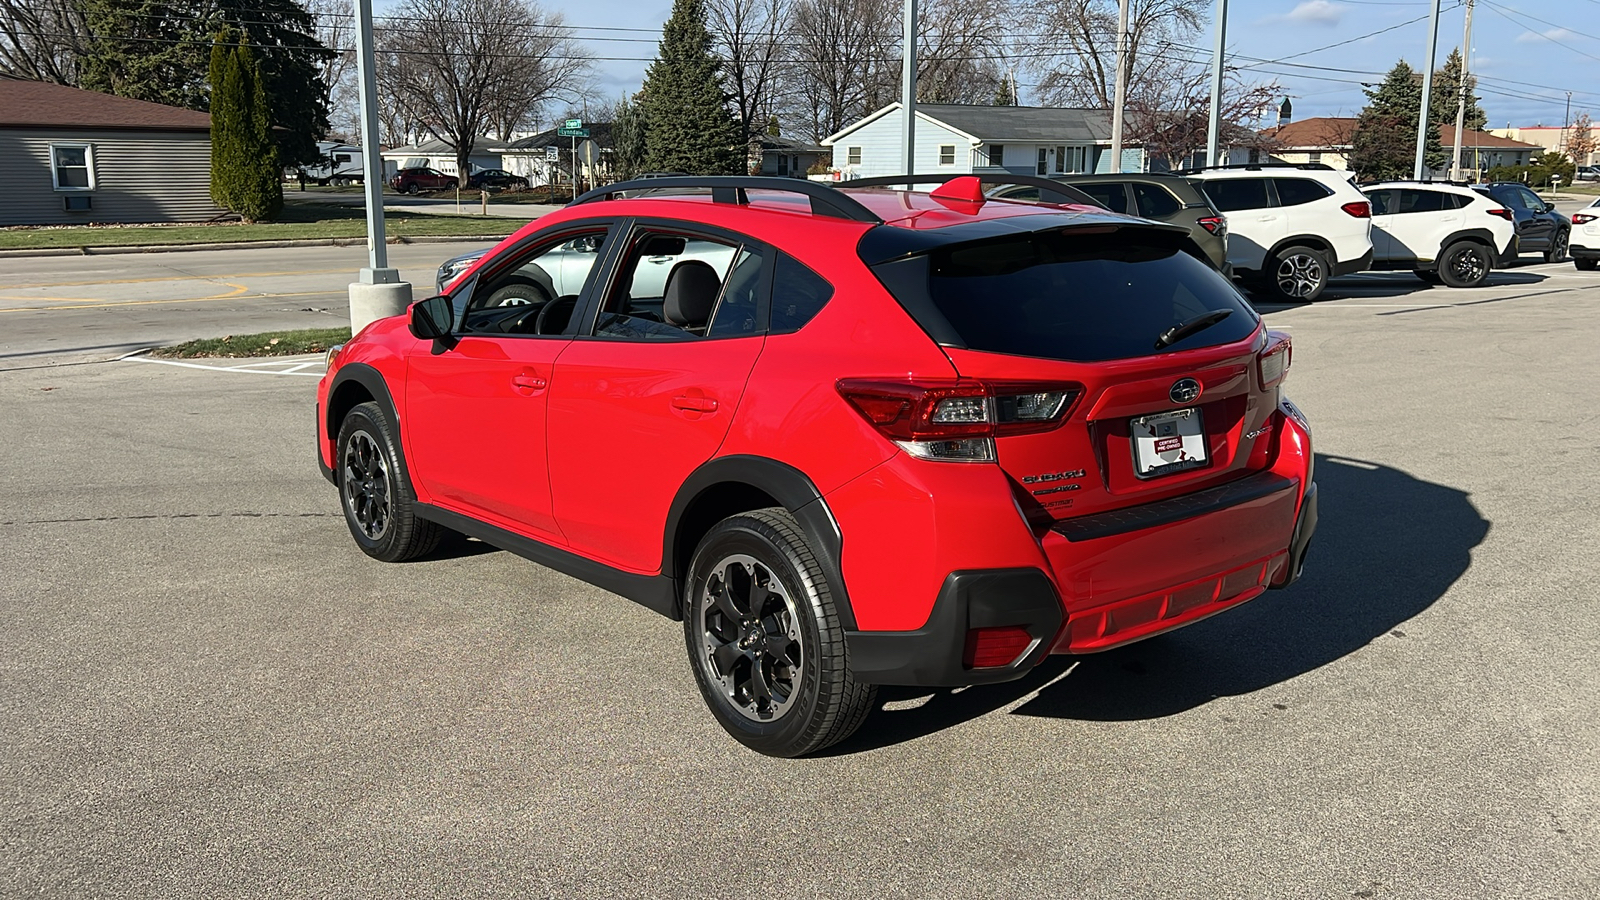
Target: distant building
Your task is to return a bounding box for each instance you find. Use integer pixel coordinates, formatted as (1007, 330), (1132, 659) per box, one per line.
(750, 134), (826, 178)
(822, 103), (1143, 180)
(377, 136), (502, 181)
(1489, 125), (1597, 166)
(490, 124), (613, 187)
(1246, 116), (1537, 176)
(0, 76), (223, 226)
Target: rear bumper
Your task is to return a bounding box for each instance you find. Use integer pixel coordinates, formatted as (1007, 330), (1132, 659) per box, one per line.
(1498, 236), (1523, 266)
(1332, 246), (1375, 277)
(1569, 243), (1600, 260)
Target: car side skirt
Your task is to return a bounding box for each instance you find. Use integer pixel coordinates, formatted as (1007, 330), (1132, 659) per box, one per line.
(416, 502), (679, 619)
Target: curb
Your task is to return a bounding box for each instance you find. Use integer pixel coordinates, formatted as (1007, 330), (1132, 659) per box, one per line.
(0, 233), (513, 259)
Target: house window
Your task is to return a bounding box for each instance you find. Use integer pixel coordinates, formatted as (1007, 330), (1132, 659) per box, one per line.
(1036, 148), (1048, 175)
(50, 143), (95, 191)
(939, 144), (955, 166)
(1055, 146), (1066, 173)
(1308, 151), (1322, 165)
(988, 144), (1004, 166)
(334, 153), (351, 163)
(846, 146), (861, 166)
(1248, 148), (1261, 164)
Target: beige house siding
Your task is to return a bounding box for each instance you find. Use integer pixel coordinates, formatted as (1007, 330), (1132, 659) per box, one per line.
(2, 127), (223, 226)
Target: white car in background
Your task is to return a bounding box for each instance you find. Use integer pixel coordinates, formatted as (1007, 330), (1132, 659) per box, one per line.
(1569, 197), (1600, 271)
(1361, 181), (1518, 288)
(1186, 164), (1374, 303)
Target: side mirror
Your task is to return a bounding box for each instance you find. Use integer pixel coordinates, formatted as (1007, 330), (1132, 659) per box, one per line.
(409, 295), (457, 350)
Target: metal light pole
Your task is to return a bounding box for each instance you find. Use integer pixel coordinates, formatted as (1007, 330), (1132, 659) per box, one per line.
(1413, 0), (1442, 180)
(901, 0), (917, 178)
(348, 0), (412, 332)
(1109, 0), (1130, 173)
(1563, 91), (1573, 154)
(1205, 0), (1229, 168)
(1450, 0), (1475, 180)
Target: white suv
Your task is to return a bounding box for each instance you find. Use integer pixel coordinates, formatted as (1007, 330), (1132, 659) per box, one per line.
(1188, 165), (1374, 302)
(1570, 196), (1600, 271)
(1360, 182), (1518, 288)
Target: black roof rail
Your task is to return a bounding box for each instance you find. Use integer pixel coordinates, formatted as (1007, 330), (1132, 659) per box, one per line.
(570, 175), (882, 223)
(838, 173), (1101, 208)
(1174, 162), (1336, 174)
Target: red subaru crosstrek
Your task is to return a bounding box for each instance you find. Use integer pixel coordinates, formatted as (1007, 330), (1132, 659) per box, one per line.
(316, 175), (1318, 757)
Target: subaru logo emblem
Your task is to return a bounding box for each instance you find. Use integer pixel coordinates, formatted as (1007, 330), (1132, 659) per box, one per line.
(1170, 378), (1201, 405)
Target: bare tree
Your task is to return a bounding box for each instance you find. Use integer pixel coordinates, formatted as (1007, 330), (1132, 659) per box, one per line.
(781, 0), (899, 143)
(377, 0), (591, 178)
(1127, 68), (1280, 169)
(307, 0), (358, 140)
(915, 0), (1012, 105)
(1024, 0), (1204, 109)
(0, 0), (87, 84)
(706, 0), (791, 155)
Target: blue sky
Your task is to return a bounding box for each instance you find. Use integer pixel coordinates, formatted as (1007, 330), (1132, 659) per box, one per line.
(393, 0), (1600, 130)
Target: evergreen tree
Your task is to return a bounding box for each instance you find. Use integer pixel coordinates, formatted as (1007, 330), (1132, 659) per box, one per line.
(639, 0), (740, 175)
(1431, 48), (1487, 133)
(994, 75), (1017, 106)
(766, 115), (781, 137)
(1350, 60), (1448, 181)
(209, 34), (282, 222)
(611, 92), (649, 181)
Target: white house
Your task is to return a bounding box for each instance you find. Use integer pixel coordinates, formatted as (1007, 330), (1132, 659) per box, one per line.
(377, 136), (502, 180)
(822, 103), (1143, 180)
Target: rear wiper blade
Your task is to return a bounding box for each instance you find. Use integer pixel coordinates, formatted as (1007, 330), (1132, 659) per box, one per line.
(1154, 308), (1233, 350)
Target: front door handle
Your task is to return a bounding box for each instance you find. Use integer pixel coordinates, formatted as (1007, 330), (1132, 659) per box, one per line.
(512, 373), (547, 394)
(671, 394), (718, 413)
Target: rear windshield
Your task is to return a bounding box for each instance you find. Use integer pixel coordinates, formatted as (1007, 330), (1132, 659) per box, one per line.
(877, 229), (1259, 363)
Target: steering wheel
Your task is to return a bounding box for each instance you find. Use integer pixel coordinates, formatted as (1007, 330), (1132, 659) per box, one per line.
(535, 296), (579, 335)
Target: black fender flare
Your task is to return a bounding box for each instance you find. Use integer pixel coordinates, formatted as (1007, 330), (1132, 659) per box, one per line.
(1265, 234), (1335, 263)
(664, 455), (856, 629)
(1436, 228), (1499, 259)
(323, 363), (417, 492)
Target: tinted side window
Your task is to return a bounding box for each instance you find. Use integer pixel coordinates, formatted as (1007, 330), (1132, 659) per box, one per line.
(1496, 187), (1532, 210)
(705, 248), (764, 338)
(1131, 182), (1181, 218)
(1515, 187), (1545, 211)
(1204, 178), (1270, 212)
(1396, 189), (1447, 214)
(1274, 178), (1332, 207)
(1365, 190), (1392, 215)
(770, 254), (833, 333)
(1078, 183), (1129, 213)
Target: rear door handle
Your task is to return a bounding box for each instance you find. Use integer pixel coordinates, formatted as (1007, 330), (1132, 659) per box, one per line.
(671, 394), (718, 412)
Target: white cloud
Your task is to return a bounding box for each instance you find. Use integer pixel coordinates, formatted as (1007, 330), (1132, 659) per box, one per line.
(1273, 1), (1343, 26)
(1517, 27), (1574, 44)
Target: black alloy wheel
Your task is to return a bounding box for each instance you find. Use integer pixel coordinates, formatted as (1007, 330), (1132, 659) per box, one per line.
(684, 509), (875, 757)
(335, 402), (443, 562)
(1545, 229), (1570, 263)
(1438, 241), (1491, 288)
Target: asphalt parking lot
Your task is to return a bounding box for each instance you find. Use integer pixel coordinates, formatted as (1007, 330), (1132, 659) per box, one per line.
(2, 257), (1597, 897)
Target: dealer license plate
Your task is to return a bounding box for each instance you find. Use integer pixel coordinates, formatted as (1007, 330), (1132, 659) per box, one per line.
(1131, 408), (1208, 478)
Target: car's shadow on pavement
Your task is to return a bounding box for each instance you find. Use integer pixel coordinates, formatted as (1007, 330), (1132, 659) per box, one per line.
(823, 454), (1490, 755)
(1305, 268), (1550, 301)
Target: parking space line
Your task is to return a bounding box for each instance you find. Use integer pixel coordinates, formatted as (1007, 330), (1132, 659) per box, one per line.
(124, 356), (325, 377)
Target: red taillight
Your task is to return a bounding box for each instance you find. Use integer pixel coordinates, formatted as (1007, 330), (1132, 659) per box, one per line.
(1340, 201), (1371, 218)
(1197, 215), (1225, 235)
(1487, 208), (1514, 221)
(1258, 330), (1292, 389)
(1574, 213), (1597, 225)
(964, 626), (1034, 669)
(837, 379), (1081, 461)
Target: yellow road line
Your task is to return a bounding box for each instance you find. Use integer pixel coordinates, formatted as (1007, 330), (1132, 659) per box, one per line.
(0, 289), (343, 313)
(0, 267), (361, 290)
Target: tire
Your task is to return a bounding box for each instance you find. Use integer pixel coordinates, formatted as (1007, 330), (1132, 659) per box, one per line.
(1266, 245), (1330, 302)
(1437, 241), (1491, 288)
(1576, 258), (1598, 271)
(335, 402), (443, 562)
(683, 508), (876, 757)
(1545, 229), (1570, 263)
(1413, 269), (1444, 286)
(484, 277), (551, 308)
(404, 182), (419, 195)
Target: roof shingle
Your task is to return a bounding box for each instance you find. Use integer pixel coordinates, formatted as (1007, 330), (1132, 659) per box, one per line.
(0, 76), (212, 132)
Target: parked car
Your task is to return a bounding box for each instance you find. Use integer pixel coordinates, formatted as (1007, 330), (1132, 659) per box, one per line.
(991, 173), (1229, 273)
(390, 167), (457, 194)
(317, 174), (1318, 757)
(1361, 181), (1518, 287)
(1574, 166), (1600, 182)
(467, 168), (529, 190)
(1184, 164), (1374, 302)
(1569, 197), (1600, 270)
(1470, 182), (1569, 262)
(436, 233), (734, 305)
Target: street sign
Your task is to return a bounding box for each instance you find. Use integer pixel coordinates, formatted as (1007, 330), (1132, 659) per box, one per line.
(563, 118), (583, 129)
(556, 127), (589, 138)
(544, 146), (559, 160)
(577, 139), (600, 168)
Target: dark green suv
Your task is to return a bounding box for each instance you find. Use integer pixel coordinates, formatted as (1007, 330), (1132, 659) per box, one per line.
(991, 173), (1229, 273)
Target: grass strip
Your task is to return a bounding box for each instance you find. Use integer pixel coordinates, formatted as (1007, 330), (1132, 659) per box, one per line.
(152, 327), (352, 359)
(0, 204), (521, 251)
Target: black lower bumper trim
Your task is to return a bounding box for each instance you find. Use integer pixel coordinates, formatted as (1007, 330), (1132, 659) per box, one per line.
(1272, 480), (1318, 588)
(1051, 471), (1296, 543)
(846, 568), (1063, 687)
(1332, 247), (1375, 277)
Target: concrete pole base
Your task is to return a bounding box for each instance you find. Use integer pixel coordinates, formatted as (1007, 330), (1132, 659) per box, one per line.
(348, 280), (413, 334)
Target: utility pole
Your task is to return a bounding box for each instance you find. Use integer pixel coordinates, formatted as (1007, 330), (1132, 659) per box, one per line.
(1450, 0), (1475, 180)
(1109, 0), (1130, 173)
(901, 0), (917, 178)
(1206, 0), (1229, 169)
(347, 0), (411, 332)
(1563, 91), (1573, 154)
(1413, 0), (1442, 180)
